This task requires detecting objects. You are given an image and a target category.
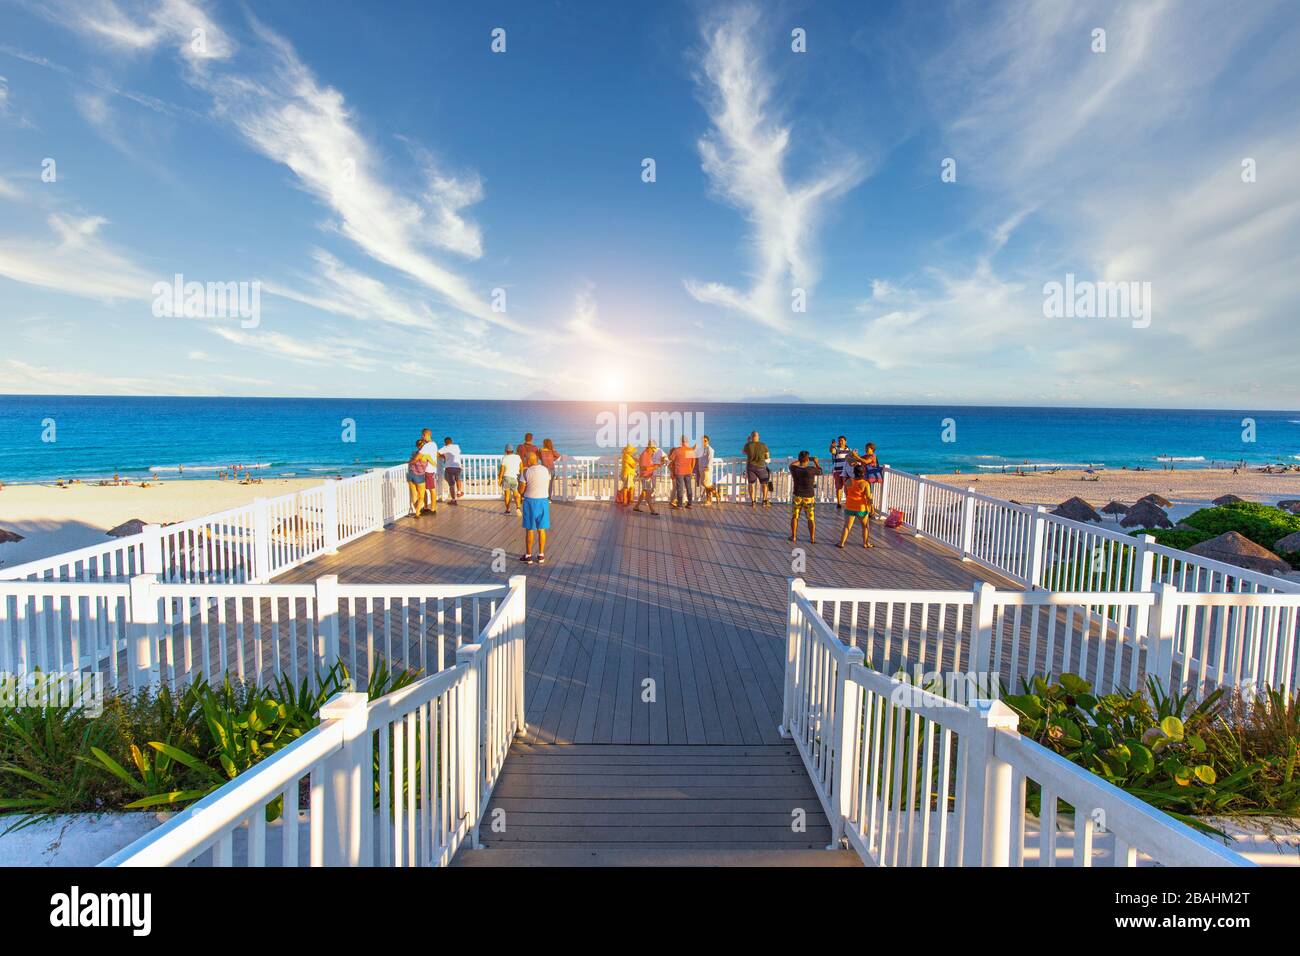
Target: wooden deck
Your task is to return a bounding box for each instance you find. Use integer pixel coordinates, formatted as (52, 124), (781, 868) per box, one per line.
(285, 498), (1018, 746)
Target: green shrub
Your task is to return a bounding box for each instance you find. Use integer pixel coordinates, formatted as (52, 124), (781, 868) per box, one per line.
(0, 659), (421, 832)
(1126, 527), (1214, 551)
(1004, 674), (1300, 833)
(1182, 503), (1300, 568)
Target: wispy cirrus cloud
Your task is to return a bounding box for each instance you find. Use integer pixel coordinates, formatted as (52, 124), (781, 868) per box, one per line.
(0, 212), (156, 301)
(685, 3), (864, 330)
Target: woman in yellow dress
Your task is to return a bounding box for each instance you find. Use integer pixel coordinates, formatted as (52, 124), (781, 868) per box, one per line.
(618, 444), (637, 506)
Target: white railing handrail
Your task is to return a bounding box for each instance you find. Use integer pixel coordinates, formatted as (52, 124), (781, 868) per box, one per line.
(99, 718), (348, 867)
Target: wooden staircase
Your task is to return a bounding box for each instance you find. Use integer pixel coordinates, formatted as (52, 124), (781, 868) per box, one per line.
(452, 742), (861, 867)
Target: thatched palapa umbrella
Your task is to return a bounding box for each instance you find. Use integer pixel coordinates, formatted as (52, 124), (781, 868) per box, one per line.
(1212, 494), (1246, 506)
(1273, 531), (1300, 555)
(1100, 500), (1129, 517)
(1277, 500), (1300, 515)
(0, 527), (24, 543)
(1136, 493), (1173, 509)
(1188, 531), (1290, 576)
(107, 518), (147, 537)
(1120, 500), (1173, 529)
(1051, 496), (1102, 523)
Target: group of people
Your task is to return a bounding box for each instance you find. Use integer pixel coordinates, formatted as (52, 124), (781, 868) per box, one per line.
(405, 427), (885, 564)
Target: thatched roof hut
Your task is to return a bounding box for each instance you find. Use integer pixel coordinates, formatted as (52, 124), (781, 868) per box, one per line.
(1278, 500), (1300, 515)
(1120, 500), (1173, 529)
(1100, 500), (1129, 516)
(1212, 494), (1246, 506)
(107, 518), (148, 537)
(1273, 531), (1300, 555)
(1136, 493), (1172, 509)
(1188, 531), (1290, 576)
(0, 527), (24, 543)
(1051, 496), (1102, 523)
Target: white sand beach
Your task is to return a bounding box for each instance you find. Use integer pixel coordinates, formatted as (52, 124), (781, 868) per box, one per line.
(922, 467), (1300, 524)
(0, 478), (328, 569)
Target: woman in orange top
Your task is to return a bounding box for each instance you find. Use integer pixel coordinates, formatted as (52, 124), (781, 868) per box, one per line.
(838, 465), (874, 549)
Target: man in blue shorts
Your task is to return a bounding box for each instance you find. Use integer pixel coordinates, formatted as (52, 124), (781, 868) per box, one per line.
(519, 452), (551, 564)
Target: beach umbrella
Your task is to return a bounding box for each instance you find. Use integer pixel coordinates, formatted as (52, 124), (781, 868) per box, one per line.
(1050, 496), (1102, 523)
(107, 518), (147, 537)
(1273, 531), (1300, 555)
(1120, 500), (1173, 529)
(1188, 531), (1290, 576)
(0, 527), (24, 543)
(1100, 500), (1129, 516)
(1136, 493), (1172, 509)
(1212, 494), (1247, 506)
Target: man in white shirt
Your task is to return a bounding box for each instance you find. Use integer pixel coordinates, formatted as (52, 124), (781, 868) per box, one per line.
(519, 452), (551, 564)
(417, 429), (440, 514)
(498, 444), (523, 516)
(438, 435), (464, 504)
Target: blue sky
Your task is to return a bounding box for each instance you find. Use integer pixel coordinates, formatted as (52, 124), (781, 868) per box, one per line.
(1, 0), (1298, 407)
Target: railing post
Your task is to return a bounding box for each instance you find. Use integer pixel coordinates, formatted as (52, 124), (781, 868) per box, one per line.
(829, 650), (865, 849)
(322, 481), (340, 555)
(913, 480), (927, 537)
(373, 469), (389, 531)
(127, 574), (160, 690)
(960, 488), (977, 560)
(971, 581), (996, 675)
(1150, 583), (1179, 692)
(1026, 506), (1047, 589)
(878, 465), (892, 517)
(253, 497), (272, 582)
(141, 523), (164, 577)
(1135, 534), (1156, 592)
(779, 578), (806, 738)
(316, 575), (341, 676)
(318, 691), (370, 867)
(456, 643), (485, 847)
(963, 699), (1019, 867)
(509, 574), (527, 733)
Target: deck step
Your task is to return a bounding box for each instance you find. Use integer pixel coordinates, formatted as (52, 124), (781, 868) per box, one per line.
(452, 847), (861, 867)
(456, 742), (854, 866)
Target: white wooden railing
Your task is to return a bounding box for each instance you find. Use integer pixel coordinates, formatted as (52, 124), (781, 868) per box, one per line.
(0, 575), (511, 693)
(99, 576), (526, 867)
(877, 466), (1300, 597)
(783, 582), (1253, 867)
(799, 579), (1300, 698)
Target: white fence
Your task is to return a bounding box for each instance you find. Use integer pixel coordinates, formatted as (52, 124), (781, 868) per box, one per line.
(799, 579), (1300, 698)
(0, 575), (511, 693)
(99, 576), (526, 867)
(783, 583), (1253, 867)
(878, 466), (1300, 598)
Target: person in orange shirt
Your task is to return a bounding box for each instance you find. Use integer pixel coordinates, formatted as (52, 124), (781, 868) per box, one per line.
(618, 444), (637, 506)
(633, 440), (665, 515)
(666, 436), (698, 509)
(838, 465), (875, 549)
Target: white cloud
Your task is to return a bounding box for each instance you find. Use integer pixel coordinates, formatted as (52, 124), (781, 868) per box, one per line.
(685, 3), (864, 330)
(0, 213), (156, 301)
(41, 0), (235, 61)
(206, 325), (379, 371)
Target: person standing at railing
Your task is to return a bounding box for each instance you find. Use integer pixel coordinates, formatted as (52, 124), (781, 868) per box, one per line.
(742, 431), (772, 508)
(539, 439), (562, 497)
(829, 436), (851, 511)
(696, 435), (720, 506)
(519, 452), (551, 564)
(417, 429), (440, 515)
(633, 440), (665, 515)
(667, 435), (698, 509)
(518, 432), (539, 464)
(438, 436), (464, 505)
(618, 443), (637, 506)
(838, 465), (875, 549)
(407, 441), (431, 517)
(499, 444), (523, 516)
(789, 451), (822, 543)
(848, 442), (883, 520)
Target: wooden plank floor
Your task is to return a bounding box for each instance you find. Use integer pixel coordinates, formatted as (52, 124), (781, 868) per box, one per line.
(283, 498), (1019, 745)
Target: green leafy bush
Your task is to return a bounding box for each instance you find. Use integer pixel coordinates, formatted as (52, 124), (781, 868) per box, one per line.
(1127, 528), (1213, 551)
(1004, 673), (1300, 833)
(0, 659), (420, 832)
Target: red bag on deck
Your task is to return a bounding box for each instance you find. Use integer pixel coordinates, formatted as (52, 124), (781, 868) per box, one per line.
(884, 508), (904, 529)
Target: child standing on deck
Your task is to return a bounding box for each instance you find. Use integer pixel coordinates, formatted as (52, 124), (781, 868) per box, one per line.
(838, 465), (874, 550)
